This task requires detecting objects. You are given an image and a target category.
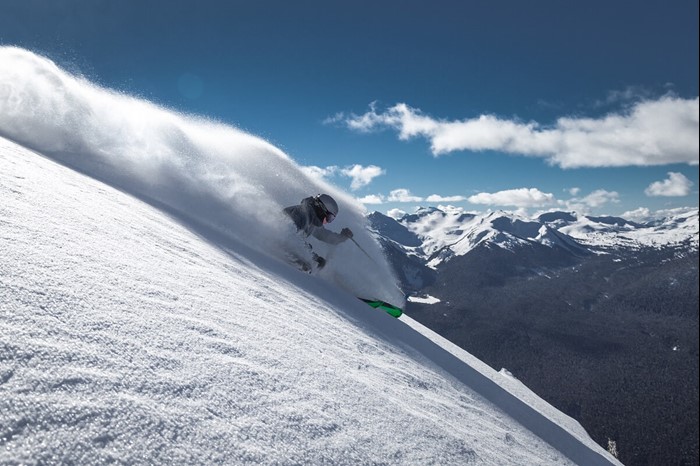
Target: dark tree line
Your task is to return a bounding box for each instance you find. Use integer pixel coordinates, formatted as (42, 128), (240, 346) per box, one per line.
(405, 248), (699, 466)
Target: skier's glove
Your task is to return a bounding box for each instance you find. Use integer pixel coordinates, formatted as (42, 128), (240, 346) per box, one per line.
(313, 253), (327, 270)
(341, 227), (353, 239)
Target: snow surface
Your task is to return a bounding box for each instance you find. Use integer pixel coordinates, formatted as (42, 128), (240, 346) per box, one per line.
(0, 47), (621, 465)
(0, 134), (621, 466)
(558, 211), (699, 250)
(407, 295), (442, 305)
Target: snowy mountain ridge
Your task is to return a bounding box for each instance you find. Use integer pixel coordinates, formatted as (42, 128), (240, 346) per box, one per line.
(369, 206), (699, 270)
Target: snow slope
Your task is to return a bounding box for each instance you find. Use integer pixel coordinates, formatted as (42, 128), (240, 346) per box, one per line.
(0, 46), (620, 465)
(1, 134), (621, 466)
(0, 45), (401, 307)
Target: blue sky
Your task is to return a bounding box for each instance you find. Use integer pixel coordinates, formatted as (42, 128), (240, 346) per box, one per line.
(2, 0), (698, 218)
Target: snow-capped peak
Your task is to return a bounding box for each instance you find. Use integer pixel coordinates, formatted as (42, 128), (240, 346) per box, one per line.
(374, 206), (698, 269)
(556, 209), (699, 250)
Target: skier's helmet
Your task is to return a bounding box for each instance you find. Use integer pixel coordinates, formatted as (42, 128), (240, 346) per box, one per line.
(316, 194), (339, 223)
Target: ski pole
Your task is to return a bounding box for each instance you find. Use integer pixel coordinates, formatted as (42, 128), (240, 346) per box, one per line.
(349, 237), (406, 297)
(350, 237), (375, 263)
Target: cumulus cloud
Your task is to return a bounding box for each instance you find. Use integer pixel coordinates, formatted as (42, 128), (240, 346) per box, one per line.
(644, 172), (694, 197)
(621, 207), (652, 221)
(322, 112), (346, 125)
(465, 187), (621, 213)
(425, 194), (468, 202)
(622, 206), (697, 221)
(356, 194), (384, 204)
(302, 165), (339, 180)
(355, 183), (629, 217)
(593, 86), (652, 108)
(341, 164), (386, 190)
(387, 188), (423, 202)
(338, 97), (699, 168)
(467, 188), (555, 207)
(561, 189), (620, 212)
(580, 189), (620, 207)
(387, 208), (407, 219)
(355, 190), (468, 205)
(302, 163), (385, 190)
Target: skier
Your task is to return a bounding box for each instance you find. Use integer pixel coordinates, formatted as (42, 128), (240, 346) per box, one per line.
(283, 194), (353, 270)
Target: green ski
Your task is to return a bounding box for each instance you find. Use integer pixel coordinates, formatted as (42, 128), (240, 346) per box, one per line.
(359, 298), (403, 318)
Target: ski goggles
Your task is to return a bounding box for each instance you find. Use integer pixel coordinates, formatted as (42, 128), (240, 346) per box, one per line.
(317, 199), (336, 224)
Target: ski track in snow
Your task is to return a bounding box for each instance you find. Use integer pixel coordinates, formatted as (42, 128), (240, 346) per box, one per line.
(0, 138), (622, 465)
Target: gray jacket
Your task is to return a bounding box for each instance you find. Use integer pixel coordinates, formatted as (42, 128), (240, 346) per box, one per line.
(283, 197), (347, 245)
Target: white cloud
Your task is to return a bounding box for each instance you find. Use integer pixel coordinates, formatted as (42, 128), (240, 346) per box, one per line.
(437, 205), (467, 214)
(340, 97), (700, 168)
(302, 164), (386, 190)
(387, 208), (407, 219)
(425, 194), (467, 202)
(322, 112), (345, 125)
(594, 86), (651, 107)
(341, 164), (386, 190)
(568, 187), (581, 196)
(463, 187), (619, 213)
(358, 191), (466, 206)
(644, 172), (694, 197)
(579, 189), (620, 208)
(561, 189), (620, 212)
(387, 188), (423, 202)
(468, 188), (555, 207)
(621, 207), (652, 222)
(651, 206), (698, 218)
(356, 194), (384, 204)
(622, 206), (697, 221)
(302, 165), (338, 180)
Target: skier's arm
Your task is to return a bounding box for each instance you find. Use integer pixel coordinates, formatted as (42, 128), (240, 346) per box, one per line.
(310, 226), (349, 245)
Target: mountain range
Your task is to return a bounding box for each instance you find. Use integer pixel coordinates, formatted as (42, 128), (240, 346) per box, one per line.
(369, 207), (698, 291)
(368, 206), (699, 465)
